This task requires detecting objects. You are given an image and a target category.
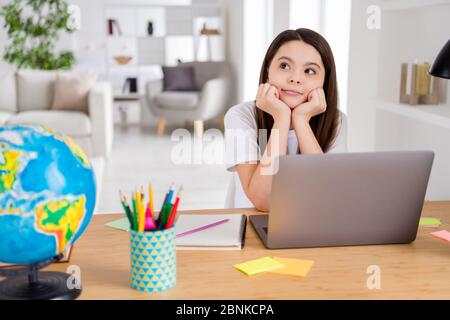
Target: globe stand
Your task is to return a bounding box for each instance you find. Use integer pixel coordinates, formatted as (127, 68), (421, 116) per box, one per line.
(0, 254), (81, 300)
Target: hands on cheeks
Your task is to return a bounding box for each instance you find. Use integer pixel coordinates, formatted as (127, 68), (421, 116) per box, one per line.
(291, 87), (327, 123)
(255, 83), (291, 121)
(256, 83), (327, 124)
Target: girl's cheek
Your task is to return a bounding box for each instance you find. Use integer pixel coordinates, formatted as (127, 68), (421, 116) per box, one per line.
(268, 74), (282, 87)
(298, 95), (308, 105)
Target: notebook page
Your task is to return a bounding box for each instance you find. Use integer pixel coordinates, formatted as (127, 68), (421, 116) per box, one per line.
(174, 214), (244, 247)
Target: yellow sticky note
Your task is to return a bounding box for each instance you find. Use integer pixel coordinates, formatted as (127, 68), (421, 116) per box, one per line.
(234, 256), (284, 276)
(419, 217), (442, 227)
(269, 257), (314, 277)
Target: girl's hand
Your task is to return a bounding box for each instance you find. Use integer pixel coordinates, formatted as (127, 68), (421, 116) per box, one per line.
(256, 83), (291, 121)
(292, 88), (327, 123)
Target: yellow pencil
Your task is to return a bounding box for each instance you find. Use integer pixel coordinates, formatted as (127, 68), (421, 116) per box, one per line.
(134, 191), (139, 231)
(149, 183), (154, 217)
(140, 190), (146, 232)
(140, 186), (145, 231)
(140, 191), (145, 232)
(136, 190), (144, 232)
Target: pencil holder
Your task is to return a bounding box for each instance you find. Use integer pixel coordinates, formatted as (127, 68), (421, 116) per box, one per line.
(130, 228), (176, 292)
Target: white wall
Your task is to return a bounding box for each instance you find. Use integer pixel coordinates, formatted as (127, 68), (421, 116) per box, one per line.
(236, 0), (352, 108)
(224, 0), (275, 106)
(289, 0), (321, 32)
(289, 0), (351, 114)
(273, 0), (290, 37)
(346, 0), (382, 152)
(347, 0), (450, 152)
(242, 0), (272, 101)
(224, 0), (243, 107)
(376, 3), (450, 103)
(372, 2), (450, 200)
(322, 0), (351, 114)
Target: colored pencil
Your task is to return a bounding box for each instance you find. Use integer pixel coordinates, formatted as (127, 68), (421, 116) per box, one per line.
(139, 191), (146, 232)
(159, 202), (172, 229)
(156, 184), (173, 223)
(149, 183), (154, 217)
(156, 189), (169, 223)
(135, 191), (144, 232)
(144, 202), (156, 230)
(166, 187), (183, 229)
(131, 193), (138, 231)
(176, 219), (230, 239)
(165, 198), (180, 229)
(166, 183), (175, 204)
(119, 184), (182, 232)
(119, 191), (134, 230)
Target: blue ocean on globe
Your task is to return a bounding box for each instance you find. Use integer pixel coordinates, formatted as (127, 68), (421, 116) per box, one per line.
(0, 124), (96, 265)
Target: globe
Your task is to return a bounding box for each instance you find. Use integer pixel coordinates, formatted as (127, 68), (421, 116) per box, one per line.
(0, 124), (96, 265)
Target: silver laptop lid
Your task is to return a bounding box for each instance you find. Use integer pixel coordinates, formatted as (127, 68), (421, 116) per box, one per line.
(267, 151), (434, 249)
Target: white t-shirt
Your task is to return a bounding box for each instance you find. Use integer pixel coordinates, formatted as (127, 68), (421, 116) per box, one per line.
(224, 100), (348, 208)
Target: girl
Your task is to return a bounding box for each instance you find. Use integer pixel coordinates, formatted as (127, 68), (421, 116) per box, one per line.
(225, 28), (347, 211)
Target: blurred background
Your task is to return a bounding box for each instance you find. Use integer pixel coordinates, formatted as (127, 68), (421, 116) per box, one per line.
(0, 0), (449, 213)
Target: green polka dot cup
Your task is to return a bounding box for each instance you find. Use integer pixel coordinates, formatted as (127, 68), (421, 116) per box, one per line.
(130, 228), (176, 292)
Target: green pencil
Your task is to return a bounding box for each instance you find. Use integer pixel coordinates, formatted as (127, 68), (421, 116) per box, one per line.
(119, 192), (134, 231)
(159, 202), (173, 229)
(132, 193), (138, 231)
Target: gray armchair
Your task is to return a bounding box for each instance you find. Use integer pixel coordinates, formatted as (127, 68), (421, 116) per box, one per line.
(141, 61), (230, 136)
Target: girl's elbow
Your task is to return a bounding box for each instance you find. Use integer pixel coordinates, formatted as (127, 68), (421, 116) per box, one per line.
(255, 203), (269, 212)
(249, 194), (270, 212)
(243, 181), (270, 212)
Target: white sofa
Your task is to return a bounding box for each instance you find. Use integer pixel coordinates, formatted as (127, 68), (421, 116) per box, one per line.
(0, 70), (114, 158)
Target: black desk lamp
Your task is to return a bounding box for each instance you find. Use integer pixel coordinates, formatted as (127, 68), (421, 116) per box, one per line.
(429, 39), (450, 79)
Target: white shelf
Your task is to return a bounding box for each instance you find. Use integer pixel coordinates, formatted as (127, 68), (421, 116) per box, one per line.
(136, 36), (166, 40)
(104, 4), (224, 66)
(382, 0), (450, 11)
(106, 35), (136, 39)
(374, 98), (450, 129)
(107, 64), (139, 68)
(104, 3), (224, 95)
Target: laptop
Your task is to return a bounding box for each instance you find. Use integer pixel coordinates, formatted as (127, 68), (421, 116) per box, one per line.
(250, 151), (434, 249)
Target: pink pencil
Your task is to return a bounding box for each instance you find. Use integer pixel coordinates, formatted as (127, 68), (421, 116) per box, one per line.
(144, 202), (156, 230)
(176, 218), (230, 238)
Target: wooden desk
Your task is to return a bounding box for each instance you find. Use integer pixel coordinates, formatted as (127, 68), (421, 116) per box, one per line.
(47, 202), (450, 299)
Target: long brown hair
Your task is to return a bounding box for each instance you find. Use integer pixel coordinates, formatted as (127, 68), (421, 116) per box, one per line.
(256, 28), (339, 152)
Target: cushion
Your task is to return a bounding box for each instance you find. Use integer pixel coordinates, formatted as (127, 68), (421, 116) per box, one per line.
(16, 70), (56, 112)
(0, 71), (17, 113)
(154, 91), (200, 110)
(52, 72), (98, 113)
(6, 110), (91, 137)
(0, 111), (13, 125)
(162, 66), (198, 91)
(180, 61), (226, 89)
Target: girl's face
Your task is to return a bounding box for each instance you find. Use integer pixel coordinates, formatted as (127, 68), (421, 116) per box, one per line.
(267, 40), (325, 108)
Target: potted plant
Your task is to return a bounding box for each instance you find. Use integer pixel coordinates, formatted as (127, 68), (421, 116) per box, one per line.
(0, 0), (76, 70)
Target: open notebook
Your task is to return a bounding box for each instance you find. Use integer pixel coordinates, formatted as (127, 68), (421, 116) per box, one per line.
(174, 214), (247, 250)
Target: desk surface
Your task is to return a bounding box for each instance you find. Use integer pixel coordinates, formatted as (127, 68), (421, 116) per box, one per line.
(48, 202), (450, 299)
